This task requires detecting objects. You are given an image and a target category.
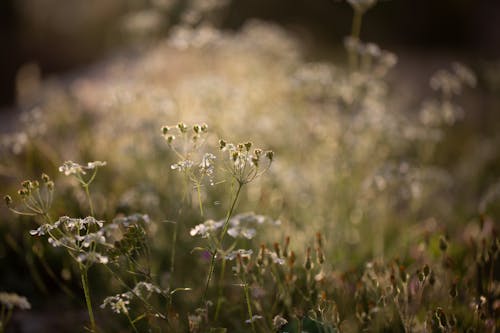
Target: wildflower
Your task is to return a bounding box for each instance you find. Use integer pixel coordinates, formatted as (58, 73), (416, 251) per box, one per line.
(58, 161), (87, 176)
(219, 139), (273, 184)
(29, 223), (56, 236)
(190, 219), (223, 238)
(4, 195), (12, 206)
(199, 153), (216, 179)
(58, 160), (107, 176)
(273, 315), (288, 329)
(79, 231), (106, 248)
(133, 281), (162, 297)
(225, 249), (253, 260)
(245, 315), (263, 324)
(171, 159), (194, 172)
(101, 293), (132, 314)
(269, 251), (285, 265)
(77, 252), (109, 264)
(0, 292), (31, 310)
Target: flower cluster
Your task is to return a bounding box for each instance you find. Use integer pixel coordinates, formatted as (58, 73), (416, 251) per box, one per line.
(218, 140), (273, 185)
(59, 160), (107, 176)
(4, 174), (54, 219)
(190, 212), (280, 240)
(101, 281), (163, 314)
(0, 292), (31, 310)
(30, 216), (110, 266)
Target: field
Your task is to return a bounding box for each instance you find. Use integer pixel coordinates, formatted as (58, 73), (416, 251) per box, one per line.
(0, 1), (499, 332)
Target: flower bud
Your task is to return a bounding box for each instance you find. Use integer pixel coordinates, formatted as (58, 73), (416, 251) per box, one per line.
(219, 139), (226, 150)
(201, 123), (208, 132)
(4, 195), (12, 206)
(161, 126), (169, 135)
(41, 173), (50, 183)
(266, 150), (274, 161)
(177, 122), (188, 133)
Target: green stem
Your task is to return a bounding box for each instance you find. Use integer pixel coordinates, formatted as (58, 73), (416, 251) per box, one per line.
(243, 278), (257, 333)
(202, 183), (243, 301)
(196, 182), (204, 217)
(83, 185), (94, 217)
(125, 311), (140, 333)
(214, 257), (227, 321)
(81, 267), (96, 332)
(349, 9), (363, 71)
(219, 183), (243, 243)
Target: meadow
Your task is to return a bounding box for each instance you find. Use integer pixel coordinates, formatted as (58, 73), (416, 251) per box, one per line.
(0, 0), (499, 332)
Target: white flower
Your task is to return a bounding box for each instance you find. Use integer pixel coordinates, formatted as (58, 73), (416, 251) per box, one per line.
(0, 292), (31, 310)
(245, 315), (263, 324)
(77, 252), (109, 264)
(30, 223), (56, 236)
(273, 315), (288, 329)
(133, 282), (162, 297)
(59, 161), (86, 176)
(171, 159), (194, 172)
(87, 161), (107, 169)
(101, 293), (132, 314)
(268, 251), (285, 265)
(79, 231), (106, 248)
(58, 160), (106, 176)
(189, 219), (223, 238)
(225, 249), (253, 260)
(227, 226), (256, 239)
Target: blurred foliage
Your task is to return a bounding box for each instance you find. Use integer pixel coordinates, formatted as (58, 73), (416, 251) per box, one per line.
(1, 1), (500, 332)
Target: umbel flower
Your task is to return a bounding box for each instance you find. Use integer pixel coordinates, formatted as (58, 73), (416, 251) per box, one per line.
(59, 160), (107, 176)
(218, 140), (273, 185)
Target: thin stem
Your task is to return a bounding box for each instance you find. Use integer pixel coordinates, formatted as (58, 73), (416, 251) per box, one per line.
(349, 9), (363, 71)
(202, 182), (243, 301)
(80, 267), (96, 332)
(83, 185), (94, 217)
(196, 182), (204, 217)
(214, 257), (227, 321)
(219, 183), (243, 243)
(243, 278), (257, 333)
(125, 311), (140, 333)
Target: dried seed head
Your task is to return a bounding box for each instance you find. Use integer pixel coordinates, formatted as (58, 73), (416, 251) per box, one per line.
(449, 282), (458, 299)
(200, 123), (208, 132)
(399, 265), (408, 283)
(257, 244), (266, 267)
(288, 251), (296, 267)
(423, 264), (430, 277)
(46, 181), (55, 191)
(4, 195), (12, 206)
(439, 236), (448, 252)
(219, 139), (226, 150)
(274, 243), (281, 258)
(316, 232), (323, 249)
(21, 180), (31, 189)
(244, 142), (252, 151)
(304, 247), (313, 270)
(193, 124), (200, 133)
(316, 247), (325, 265)
(283, 236), (290, 258)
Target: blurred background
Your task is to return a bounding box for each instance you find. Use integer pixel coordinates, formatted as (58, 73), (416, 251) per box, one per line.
(1, 0), (500, 108)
